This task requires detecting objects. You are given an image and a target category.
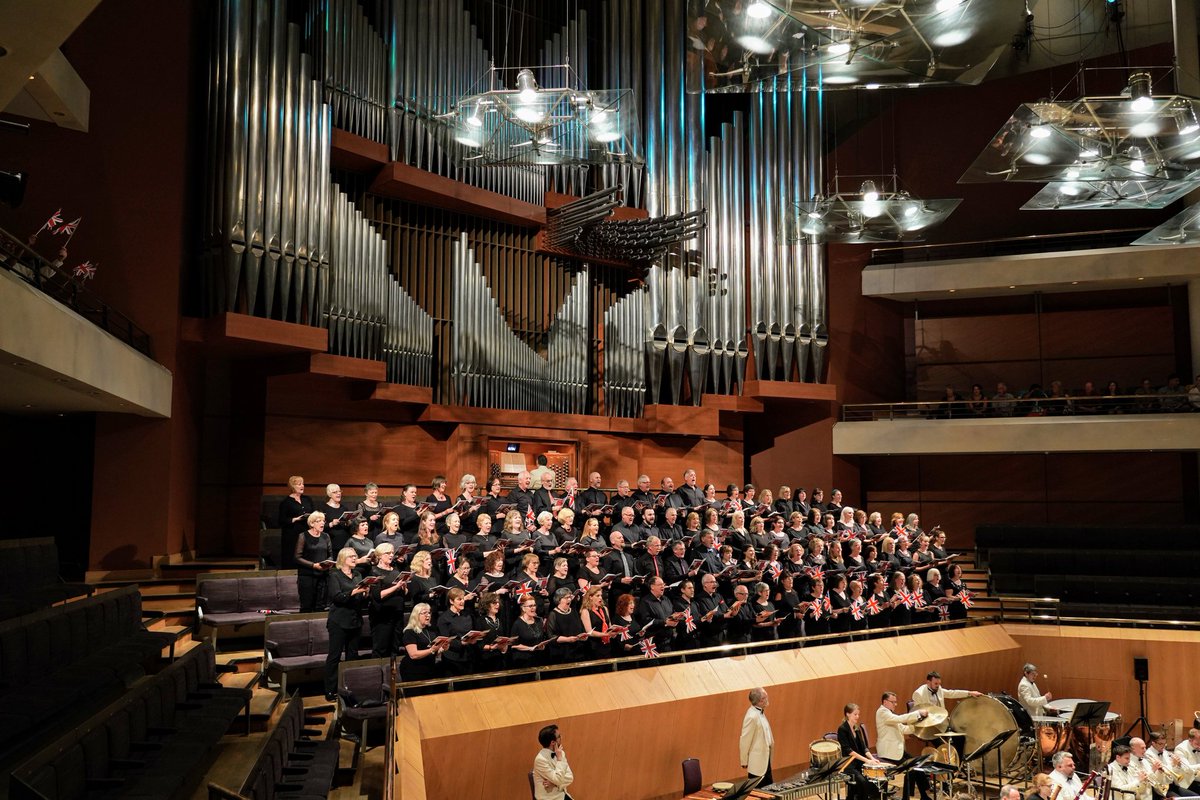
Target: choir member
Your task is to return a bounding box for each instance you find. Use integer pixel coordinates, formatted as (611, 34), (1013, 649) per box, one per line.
(278, 476), (315, 568)
(295, 511), (332, 612)
(324, 547), (369, 700)
(358, 482), (387, 537)
(369, 543), (405, 657)
(400, 603), (448, 687)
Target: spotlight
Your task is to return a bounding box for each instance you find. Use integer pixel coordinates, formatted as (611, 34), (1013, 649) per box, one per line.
(0, 170), (26, 208)
(515, 69), (539, 104)
(747, 1), (772, 18)
(860, 180), (879, 202)
(1128, 72), (1153, 112)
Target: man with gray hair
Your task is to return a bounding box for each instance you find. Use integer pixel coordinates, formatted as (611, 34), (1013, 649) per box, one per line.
(998, 785), (1021, 800)
(1018, 663), (1055, 718)
(740, 687), (774, 785)
(1050, 751), (1083, 800)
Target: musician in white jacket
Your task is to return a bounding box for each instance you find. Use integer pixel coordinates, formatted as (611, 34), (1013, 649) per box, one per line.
(532, 724), (574, 800)
(1147, 732), (1199, 797)
(1049, 751), (1084, 800)
(1017, 663), (1055, 718)
(876, 691), (931, 800)
(740, 687), (775, 785)
(1110, 744), (1154, 800)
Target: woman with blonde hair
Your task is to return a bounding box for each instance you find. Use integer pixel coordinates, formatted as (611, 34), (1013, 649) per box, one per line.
(324, 547), (369, 699)
(400, 602), (448, 686)
(579, 586), (612, 659)
(278, 475), (314, 568)
(369, 542), (405, 657)
(375, 510), (403, 550)
(295, 511), (332, 612)
(406, 550), (436, 608)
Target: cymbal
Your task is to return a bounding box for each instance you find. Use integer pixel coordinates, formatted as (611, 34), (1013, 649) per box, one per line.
(913, 706), (950, 728)
(935, 732), (966, 738)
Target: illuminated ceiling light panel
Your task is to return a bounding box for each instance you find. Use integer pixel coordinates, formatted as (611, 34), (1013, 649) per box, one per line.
(690, 0), (1026, 93)
(1020, 173), (1200, 210)
(792, 174), (961, 242)
(1132, 204), (1200, 245)
(429, 64), (642, 167)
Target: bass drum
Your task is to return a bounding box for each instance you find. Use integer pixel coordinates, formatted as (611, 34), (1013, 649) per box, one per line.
(948, 693), (1034, 773)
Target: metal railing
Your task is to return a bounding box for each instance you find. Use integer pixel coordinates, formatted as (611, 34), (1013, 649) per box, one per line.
(842, 392), (1194, 421)
(392, 615), (994, 694)
(867, 227), (1152, 266)
(0, 226), (152, 357)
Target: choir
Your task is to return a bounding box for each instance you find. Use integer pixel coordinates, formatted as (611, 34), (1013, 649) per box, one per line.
(278, 469), (975, 690)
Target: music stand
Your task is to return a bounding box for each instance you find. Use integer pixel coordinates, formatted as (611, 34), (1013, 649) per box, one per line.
(803, 756), (853, 785)
(1070, 702), (1110, 771)
(722, 774), (763, 800)
(962, 729), (1016, 798)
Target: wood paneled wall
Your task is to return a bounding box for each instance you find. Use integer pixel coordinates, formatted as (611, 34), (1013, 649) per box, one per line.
(398, 626), (1023, 800)
(860, 452), (1188, 547)
(1009, 624), (1200, 733)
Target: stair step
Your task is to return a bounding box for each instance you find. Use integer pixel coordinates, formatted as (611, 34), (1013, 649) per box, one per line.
(217, 649), (265, 670)
(220, 670), (261, 691)
(249, 687), (281, 720)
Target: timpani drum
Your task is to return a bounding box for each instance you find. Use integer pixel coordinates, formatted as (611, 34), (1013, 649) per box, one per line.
(1046, 698), (1122, 771)
(948, 693), (1035, 774)
(810, 739), (842, 770)
(1033, 715), (1072, 757)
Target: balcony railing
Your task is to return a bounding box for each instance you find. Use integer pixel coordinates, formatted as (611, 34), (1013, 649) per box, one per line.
(842, 392), (1193, 421)
(867, 227), (1152, 266)
(0, 226), (152, 357)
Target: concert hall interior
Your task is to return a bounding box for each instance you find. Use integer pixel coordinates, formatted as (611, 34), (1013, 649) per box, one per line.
(3, 1), (1200, 799)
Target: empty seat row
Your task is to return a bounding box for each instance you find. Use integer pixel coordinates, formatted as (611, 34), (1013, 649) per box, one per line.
(0, 537), (93, 621)
(196, 572), (301, 649)
(10, 642), (251, 800)
(207, 695), (339, 800)
(264, 615), (373, 697)
(987, 548), (1200, 580)
(0, 586), (173, 757)
(336, 660), (390, 764)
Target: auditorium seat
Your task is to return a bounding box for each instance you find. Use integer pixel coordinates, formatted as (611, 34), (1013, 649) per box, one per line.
(338, 662), (389, 762)
(196, 571), (301, 649)
(0, 538), (93, 621)
(682, 757), (703, 794)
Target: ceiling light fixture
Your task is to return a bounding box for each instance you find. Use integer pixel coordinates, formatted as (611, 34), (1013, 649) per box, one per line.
(793, 173), (961, 243)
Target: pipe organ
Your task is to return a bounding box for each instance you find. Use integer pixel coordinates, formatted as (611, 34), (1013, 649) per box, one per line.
(199, 0), (832, 417)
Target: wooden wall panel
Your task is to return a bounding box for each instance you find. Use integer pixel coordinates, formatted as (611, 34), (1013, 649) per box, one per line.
(918, 455), (1047, 502)
(1044, 453), (1183, 503)
(401, 626), (1023, 800)
(1008, 625), (1200, 731)
(915, 315), (1041, 364)
(1040, 307), (1174, 359)
(1039, 356), (1178, 395)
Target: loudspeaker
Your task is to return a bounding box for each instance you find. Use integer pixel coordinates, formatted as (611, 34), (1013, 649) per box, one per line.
(1134, 657), (1149, 681)
(0, 170), (26, 208)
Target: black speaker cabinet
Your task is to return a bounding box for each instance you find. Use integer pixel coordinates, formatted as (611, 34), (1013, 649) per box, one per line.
(1133, 657), (1149, 681)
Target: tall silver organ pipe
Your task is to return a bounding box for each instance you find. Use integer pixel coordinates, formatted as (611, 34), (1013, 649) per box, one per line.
(603, 290), (647, 418)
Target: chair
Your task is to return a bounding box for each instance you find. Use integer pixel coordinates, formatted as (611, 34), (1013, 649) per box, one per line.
(823, 731), (839, 741)
(682, 757), (703, 794)
(528, 769), (537, 799)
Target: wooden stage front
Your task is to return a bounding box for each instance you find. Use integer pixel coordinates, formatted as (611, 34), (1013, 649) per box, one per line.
(393, 624), (1200, 799)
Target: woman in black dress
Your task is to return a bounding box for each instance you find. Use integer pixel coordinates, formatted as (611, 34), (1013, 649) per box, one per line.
(838, 703), (879, 800)
(400, 603), (448, 688)
(474, 592), (507, 672)
(277, 476), (315, 569)
(750, 582), (780, 643)
(369, 543), (406, 657)
(846, 579), (869, 634)
(346, 519), (374, 576)
(531, 512), (564, 575)
(324, 548), (369, 700)
(775, 572), (803, 640)
(393, 484), (421, 542)
(358, 482), (386, 538)
(294, 511), (333, 612)
(319, 483), (352, 553)
(611, 593), (645, 657)
(425, 475), (454, 534)
(545, 557), (574, 603)
(375, 511), (403, 551)
(509, 596), (545, 668)
(803, 576), (830, 637)
(889, 570), (913, 628)
(405, 551), (437, 611)
(579, 586), (612, 660)
(546, 588), (587, 664)
(945, 563), (970, 621)
(828, 573), (852, 634)
(866, 573), (892, 630)
(436, 588), (475, 675)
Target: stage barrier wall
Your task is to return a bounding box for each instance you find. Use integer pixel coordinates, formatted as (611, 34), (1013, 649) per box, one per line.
(395, 625), (1023, 800)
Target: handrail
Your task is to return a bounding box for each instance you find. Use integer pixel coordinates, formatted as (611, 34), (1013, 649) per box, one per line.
(842, 392), (1193, 421)
(0, 226), (152, 357)
(867, 227), (1151, 266)
(392, 616), (995, 694)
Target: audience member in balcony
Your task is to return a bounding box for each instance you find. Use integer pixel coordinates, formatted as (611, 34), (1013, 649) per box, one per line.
(320, 484), (352, 553)
(278, 476), (315, 568)
(295, 511), (333, 612)
(1074, 380), (1104, 414)
(1045, 380), (1070, 415)
(1103, 380), (1126, 414)
(992, 382), (1017, 417)
(325, 547), (370, 699)
(1189, 376), (1200, 410)
(1134, 378), (1159, 413)
(936, 385), (964, 419)
(965, 384), (989, 417)
(1160, 374), (1187, 412)
(1024, 384), (1047, 415)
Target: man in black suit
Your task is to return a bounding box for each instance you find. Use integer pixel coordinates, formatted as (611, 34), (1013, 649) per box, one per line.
(675, 468), (706, 508)
(507, 471), (535, 516)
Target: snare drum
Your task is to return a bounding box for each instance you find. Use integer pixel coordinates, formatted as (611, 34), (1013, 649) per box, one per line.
(810, 739), (842, 769)
(864, 764), (888, 780)
(948, 693), (1035, 773)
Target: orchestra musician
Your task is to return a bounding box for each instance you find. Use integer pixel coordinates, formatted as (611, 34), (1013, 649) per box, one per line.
(532, 723), (574, 800)
(1147, 732), (1199, 796)
(1049, 751), (1084, 800)
(1018, 663), (1056, 718)
(1109, 744), (1152, 800)
(740, 687), (774, 785)
(1027, 773), (1055, 800)
(1171, 729), (1200, 793)
(912, 671), (981, 746)
(876, 691), (932, 800)
(1129, 738), (1174, 800)
(838, 702), (880, 800)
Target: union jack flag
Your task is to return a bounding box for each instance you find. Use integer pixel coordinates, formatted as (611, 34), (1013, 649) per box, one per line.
(619, 626), (631, 641)
(444, 549), (457, 574)
(810, 603), (822, 620)
(936, 604), (950, 619)
(564, 490), (575, 509)
(41, 208), (64, 233)
(56, 217), (81, 237)
(866, 596), (882, 615)
(72, 261), (97, 280)
(768, 562), (782, 581)
(525, 504), (536, 531)
(639, 637), (659, 658)
(851, 600), (864, 621)
(959, 591), (974, 609)
(806, 566), (825, 582)
(683, 608), (696, 633)
(822, 594), (832, 613)
(899, 590), (914, 609)
(513, 582), (533, 601)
